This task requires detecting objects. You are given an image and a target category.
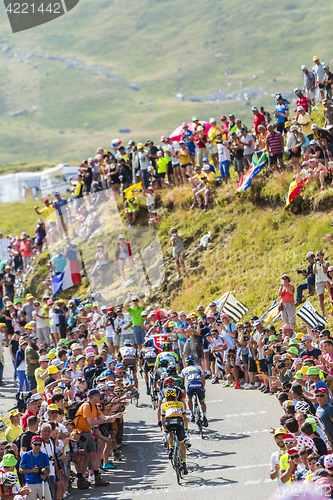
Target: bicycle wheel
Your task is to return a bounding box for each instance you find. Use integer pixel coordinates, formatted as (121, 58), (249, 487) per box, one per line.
(173, 437), (182, 485)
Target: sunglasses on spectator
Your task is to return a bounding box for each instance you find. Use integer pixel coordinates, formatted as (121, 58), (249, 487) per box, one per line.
(237, 326), (243, 329)
(290, 454), (299, 459)
(33, 443), (42, 447)
(316, 394), (326, 398)
(171, 315), (177, 318)
(49, 411), (58, 414)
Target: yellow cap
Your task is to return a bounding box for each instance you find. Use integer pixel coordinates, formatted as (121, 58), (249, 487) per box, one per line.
(48, 366), (59, 374)
(295, 333), (304, 340)
(47, 404), (59, 411)
(0, 323), (6, 328)
(26, 294), (33, 300)
(93, 302), (99, 307)
(9, 409), (21, 417)
(25, 324), (33, 330)
(47, 352), (56, 360)
(137, 143), (144, 149)
(313, 55), (319, 61)
(300, 366), (309, 375)
(284, 121), (291, 128)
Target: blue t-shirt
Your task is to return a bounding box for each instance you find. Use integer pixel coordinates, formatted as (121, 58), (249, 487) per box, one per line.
(316, 403), (333, 441)
(51, 254), (67, 273)
(66, 243), (79, 260)
(275, 103), (288, 123)
(181, 130), (194, 145)
(20, 450), (50, 484)
(175, 320), (186, 341)
(314, 380), (331, 409)
(53, 198), (68, 215)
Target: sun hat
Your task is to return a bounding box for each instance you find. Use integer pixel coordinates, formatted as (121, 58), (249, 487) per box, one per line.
(2, 454), (17, 467)
(289, 339), (299, 346)
(274, 427), (287, 436)
(48, 366), (59, 375)
(269, 335), (278, 341)
(299, 366), (309, 375)
(8, 409), (21, 417)
(288, 347), (298, 355)
(307, 366), (320, 376)
(47, 404), (59, 411)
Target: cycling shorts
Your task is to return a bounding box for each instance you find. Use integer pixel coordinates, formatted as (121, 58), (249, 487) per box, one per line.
(187, 381), (205, 402)
(165, 417), (185, 443)
(143, 361), (156, 373)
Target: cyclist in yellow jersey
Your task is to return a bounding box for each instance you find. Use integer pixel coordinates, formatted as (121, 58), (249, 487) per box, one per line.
(161, 389), (188, 475)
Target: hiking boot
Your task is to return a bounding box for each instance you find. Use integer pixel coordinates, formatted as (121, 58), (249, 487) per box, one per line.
(95, 476), (109, 487)
(77, 478), (90, 489)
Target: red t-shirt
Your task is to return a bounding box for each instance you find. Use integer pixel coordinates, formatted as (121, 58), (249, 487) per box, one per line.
(195, 134), (208, 148)
(20, 241), (32, 258)
(22, 409), (36, 430)
(253, 113), (266, 136)
(296, 96), (310, 112)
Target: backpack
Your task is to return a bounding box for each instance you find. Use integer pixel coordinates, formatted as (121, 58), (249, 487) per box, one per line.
(68, 401), (94, 426)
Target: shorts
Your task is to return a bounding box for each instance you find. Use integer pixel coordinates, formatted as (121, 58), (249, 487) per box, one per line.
(143, 361), (155, 373)
(122, 358), (137, 371)
(209, 352), (215, 363)
(196, 344), (204, 360)
(244, 153), (253, 166)
(158, 172), (166, 179)
(259, 359), (268, 374)
(242, 353), (249, 366)
(172, 163), (181, 169)
(50, 324), (60, 334)
(233, 158), (244, 172)
(180, 163), (192, 169)
(107, 332), (120, 347)
(305, 88), (315, 100)
(202, 337), (209, 352)
(277, 122), (285, 134)
(318, 83), (325, 90)
(219, 160), (230, 178)
(84, 184), (92, 193)
(316, 281), (326, 295)
(48, 475), (56, 485)
(27, 375), (37, 391)
(133, 325), (145, 345)
(173, 249), (185, 259)
(147, 204), (155, 211)
(58, 459), (70, 481)
(248, 358), (258, 374)
(270, 152), (283, 163)
(165, 417), (185, 443)
(187, 143), (195, 156)
(187, 382), (205, 402)
(288, 149), (301, 159)
(78, 431), (96, 454)
(167, 162), (173, 176)
(210, 145), (218, 155)
(266, 362), (273, 377)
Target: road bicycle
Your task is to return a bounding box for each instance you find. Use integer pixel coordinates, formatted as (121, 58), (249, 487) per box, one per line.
(193, 392), (203, 438)
(168, 426), (184, 485)
(126, 364), (139, 407)
(148, 370), (158, 410)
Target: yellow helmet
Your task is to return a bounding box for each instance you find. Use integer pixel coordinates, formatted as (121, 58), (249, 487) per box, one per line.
(165, 389), (177, 399)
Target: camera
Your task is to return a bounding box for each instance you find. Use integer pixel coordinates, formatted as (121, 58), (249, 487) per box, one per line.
(39, 467), (48, 476)
(296, 269), (306, 274)
(316, 258), (320, 262)
(278, 362), (286, 369)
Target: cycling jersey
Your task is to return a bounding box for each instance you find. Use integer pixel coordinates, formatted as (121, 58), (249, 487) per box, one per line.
(181, 365), (203, 382)
(159, 386), (184, 402)
(139, 347), (158, 371)
(161, 400), (185, 418)
(119, 346), (137, 360)
(155, 351), (178, 367)
(160, 373), (185, 390)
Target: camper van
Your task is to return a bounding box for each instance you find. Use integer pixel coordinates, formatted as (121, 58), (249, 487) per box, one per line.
(39, 164), (79, 198)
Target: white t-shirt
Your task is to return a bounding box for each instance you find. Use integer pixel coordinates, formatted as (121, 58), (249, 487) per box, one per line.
(93, 312), (103, 328)
(49, 309), (59, 328)
(33, 310), (48, 329)
(217, 143), (230, 162)
(146, 193), (155, 207)
(270, 450), (283, 489)
(168, 142), (180, 165)
(241, 133), (255, 155)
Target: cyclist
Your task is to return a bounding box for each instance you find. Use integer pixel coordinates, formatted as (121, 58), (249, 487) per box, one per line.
(155, 342), (179, 371)
(160, 365), (185, 391)
(157, 376), (190, 444)
(154, 358), (169, 391)
(181, 356), (208, 427)
(139, 339), (159, 394)
(118, 339), (139, 389)
(161, 389), (188, 475)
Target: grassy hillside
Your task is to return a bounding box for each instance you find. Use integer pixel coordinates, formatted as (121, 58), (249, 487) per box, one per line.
(6, 168), (333, 331)
(0, 0), (332, 163)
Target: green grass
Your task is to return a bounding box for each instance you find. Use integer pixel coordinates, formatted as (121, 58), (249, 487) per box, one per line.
(0, 0), (332, 163)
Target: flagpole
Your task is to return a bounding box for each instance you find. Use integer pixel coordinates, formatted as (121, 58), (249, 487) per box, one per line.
(285, 300), (307, 326)
(219, 291), (230, 314)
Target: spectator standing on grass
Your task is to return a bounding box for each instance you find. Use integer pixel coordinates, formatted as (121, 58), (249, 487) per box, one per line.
(206, 118), (222, 171)
(323, 64), (333, 101)
(240, 127), (255, 167)
(170, 228), (186, 280)
(252, 106), (266, 136)
(137, 144), (150, 191)
(312, 56), (326, 102)
(216, 133), (231, 184)
(273, 94), (289, 134)
(313, 250), (329, 318)
(265, 124), (284, 171)
(302, 65), (315, 104)
(295, 252), (315, 304)
(231, 133), (244, 180)
(194, 126), (208, 168)
(278, 274), (296, 331)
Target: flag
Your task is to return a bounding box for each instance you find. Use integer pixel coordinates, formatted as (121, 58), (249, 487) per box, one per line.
(52, 260), (81, 295)
(236, 150), (269, 193)
(204, 292), (229, 314)
(296, 299), (327, 328)
(261, 300), (282, 323)
(123, 182), (143, 200)
(285, 178), (308, 207)
(222, 293), (249, 322)
(150, 333), (169, 353)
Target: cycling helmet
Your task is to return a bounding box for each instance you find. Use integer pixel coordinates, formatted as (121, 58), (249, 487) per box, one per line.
(164, 389), (177, 398)
(2, 472), (18, 486)
(164, 377), (175, 386)
(294, 87), (301, 94)
(162, 342), (171, 352)
(186, 356), (195, 365)
(144, 339), (153, 347)
(167, 365), (177, 375)
(123, 339), (132, 347)
(160, 359), (169, 367)
(295, 401), (311, 413)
